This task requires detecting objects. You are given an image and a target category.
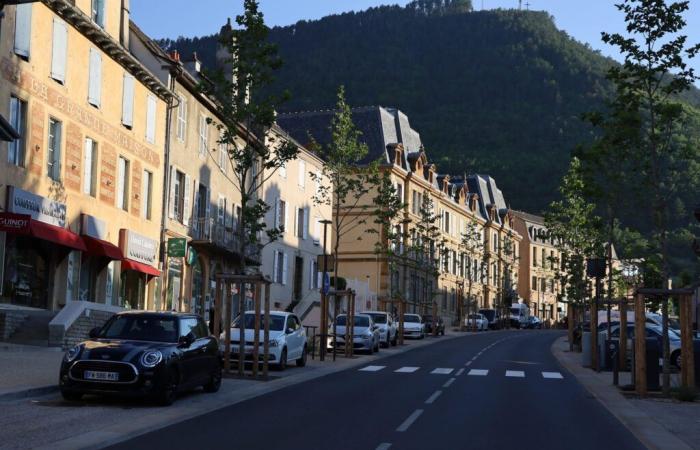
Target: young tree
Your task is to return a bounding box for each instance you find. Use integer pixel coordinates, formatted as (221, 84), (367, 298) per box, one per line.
(409, 195), (446, 317)
(459, 213), (484, 331)
(599, 0), (700, 394)
(202, 0), (299, 373)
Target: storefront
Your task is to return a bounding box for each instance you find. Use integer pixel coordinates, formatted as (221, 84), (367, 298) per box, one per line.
(0, 187), (85, 310)
(119, 229), (160, 310)
(80, 215), (122, 304)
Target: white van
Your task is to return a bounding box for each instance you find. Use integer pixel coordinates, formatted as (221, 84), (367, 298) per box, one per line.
(509, 303), (530, 328)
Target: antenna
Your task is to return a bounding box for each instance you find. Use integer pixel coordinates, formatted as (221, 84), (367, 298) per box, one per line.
(526, 1), (531, 10)
(518, 0), (522, 10)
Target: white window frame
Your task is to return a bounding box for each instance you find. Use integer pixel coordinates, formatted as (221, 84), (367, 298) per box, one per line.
(117, 156), (129, 211)
(142, 170), (153, 220)
(83, 138), (98, 197)
(47, 118), (62, 181)
(198, 113), (208, 157)
(88, 48), (102, 108)
(8, 96), (26, 167)
(176, 94), (187, 142)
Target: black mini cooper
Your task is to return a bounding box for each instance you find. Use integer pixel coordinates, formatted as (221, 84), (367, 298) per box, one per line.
(59, 311), (222, 406)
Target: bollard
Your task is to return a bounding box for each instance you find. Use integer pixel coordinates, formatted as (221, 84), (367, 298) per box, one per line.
(612, 350), (619, 386)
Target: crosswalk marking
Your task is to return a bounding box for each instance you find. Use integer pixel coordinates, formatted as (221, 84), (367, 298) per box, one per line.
(542, 371), (564, 379)
(506, 370), (525, 378)
(468, 369), (488, 376)
(359, 365), (386, 372)
(431, 368), (454, 375)
(395, 366), (420, 373)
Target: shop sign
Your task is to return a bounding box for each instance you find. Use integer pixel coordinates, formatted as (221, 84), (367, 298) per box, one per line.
(120, 229), (157, 265)
(81, 214), (107, 240)
(186, 246), (198, 265)
(167, 238), (187, 257)
(8, 186), (66, 227)
(0, 212), (31, 234)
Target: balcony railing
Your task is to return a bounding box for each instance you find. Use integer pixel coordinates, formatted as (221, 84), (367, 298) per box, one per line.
(190, 217), (261, 262)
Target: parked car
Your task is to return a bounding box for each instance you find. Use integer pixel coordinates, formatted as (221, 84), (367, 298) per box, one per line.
(609, 323), (683, 369)
(222, 311), (307, 371)
(59, 311), (221, 406)
(464, 313), (489, 331)
(363, 311), (398, 347)
(524, 316), (542, 329)
(402, 314), (425, 339)
(479, 309), (501, 330)
(423, 315), (445, 336)
(327, 314), (381, 354)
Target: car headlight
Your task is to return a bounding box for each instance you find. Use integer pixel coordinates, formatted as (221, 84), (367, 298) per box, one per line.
(140, 350), (163, 368)
(64, 345), (82, 363)
(269, 339), (279, 347)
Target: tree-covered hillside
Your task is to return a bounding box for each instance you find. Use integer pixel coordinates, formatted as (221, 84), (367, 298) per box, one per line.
(159, 4), (698, 213)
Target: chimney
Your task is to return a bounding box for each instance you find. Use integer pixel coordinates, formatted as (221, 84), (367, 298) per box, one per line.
(120, 0), (130, 48)
(170, 50), (180, 63)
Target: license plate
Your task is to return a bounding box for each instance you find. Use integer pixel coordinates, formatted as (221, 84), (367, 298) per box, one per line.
(84, 370), (119, 381)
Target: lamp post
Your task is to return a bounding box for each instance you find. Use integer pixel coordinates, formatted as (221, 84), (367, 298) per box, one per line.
(319, 219), (332, 362)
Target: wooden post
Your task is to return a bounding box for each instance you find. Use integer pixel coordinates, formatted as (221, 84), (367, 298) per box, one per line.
(619, 299), (628, 370)
(567, 303), (574, 351)
(680, 294), (695, 388)
(349, 291), (355, 358)
(634, 293), (647, 397)
(252, 283), (261, 379)
(320, 288), (327, 362)
(237, 281), (245, 377)
(591, 295), (598, 371)
(432, 299), (438, 337)
(263, 282), (270, 380)
(398, 299), (405, 345)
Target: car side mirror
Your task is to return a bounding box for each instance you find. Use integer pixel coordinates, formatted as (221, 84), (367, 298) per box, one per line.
(179, 333), (195, 347)
(287, 327), (295, 334)
(373, 325), (379, 331)
(88, 327), (101, 339)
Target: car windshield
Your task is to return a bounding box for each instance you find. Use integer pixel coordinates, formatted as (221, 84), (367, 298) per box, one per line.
(479, 310), (495, 321)
(366, 313), (387, 324)
(467, 314), (480, 320)
(232, 314), (285, 331)
(510, 307), (521, 315)
(335, 316), (370, 327)
(99, 315), (178, 343)
(404, 314), (420, 323)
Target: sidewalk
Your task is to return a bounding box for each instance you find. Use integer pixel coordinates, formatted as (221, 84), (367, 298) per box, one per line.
(0, 343), (63, 400)
(551, 336), (700, 450)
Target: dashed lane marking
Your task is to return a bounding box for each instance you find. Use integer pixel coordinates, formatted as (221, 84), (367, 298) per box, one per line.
(542, 372), (564, 379)
(431, 368), (454, 375)
(359, 365), (386, 372)
(443, 378), (456, 388)
(376, 444), (392, 450)
(464, 361), (472, 366)
(506, 370), (525, 378)
(468, 369), (488, 376)
(455, 368), (464, 376)
(395, 366), (420, 373)
(397, 409), (424, 432)
(425, 390), (442, 404)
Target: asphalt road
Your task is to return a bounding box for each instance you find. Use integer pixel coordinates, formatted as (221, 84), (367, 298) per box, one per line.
(108, 330), (646, 450)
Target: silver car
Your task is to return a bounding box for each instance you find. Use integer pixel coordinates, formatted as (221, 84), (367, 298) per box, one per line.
(327, 314), (381, 354)
(363, 311), (397, 347)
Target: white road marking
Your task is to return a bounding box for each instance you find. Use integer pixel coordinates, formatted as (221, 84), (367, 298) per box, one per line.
(376, 444), (392, 450)
(395, 366), (420, 373)
(431, 368), (454, 375)
(443, 378), (456, 388)
(468, 369), (488, 376)
(425, 390), (442, 404)
(455, 368), (465, 376)
(359, 365), (385, 372)
(464, 361), (472, 366)
(397, 409), (424, 432)
(542, 371), (564, 379)
(506, 370), (525, 378)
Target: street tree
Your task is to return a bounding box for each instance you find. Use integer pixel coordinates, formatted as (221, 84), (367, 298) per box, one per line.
(459, 213), (484, 330)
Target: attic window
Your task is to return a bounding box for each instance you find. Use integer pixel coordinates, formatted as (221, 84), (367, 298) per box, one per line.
(394, 148), (402, 166)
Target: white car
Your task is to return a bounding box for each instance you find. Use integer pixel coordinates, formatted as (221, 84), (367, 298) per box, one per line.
(221, 311), (307, 370)
(609, 323), (683, 369)
(327, 314), (381, 354)
(464, 313), (489, 331)
(402, 314), (425, 339)
(363, 311), (398, 347)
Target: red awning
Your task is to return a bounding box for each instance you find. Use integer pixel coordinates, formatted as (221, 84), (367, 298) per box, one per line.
(29, 220), (86, 251)
(121, 259), (161, 277)
(83, 236), (123, 260)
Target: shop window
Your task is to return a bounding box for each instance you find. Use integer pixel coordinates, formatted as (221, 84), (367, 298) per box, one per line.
(8, 96), (26, 167)
(2, 236), (50, 309)
(47, 118), (62, 181)
(79, 255), (99, 302)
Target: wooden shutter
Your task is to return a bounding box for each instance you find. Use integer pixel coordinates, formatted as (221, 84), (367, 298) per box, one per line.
(51, 18), (67, 83)
(88, 48), (102, 107)
(13, 4), (32, 58)
(183, 174), (191, 226)
(168, 166), (176, 219)
(146, 95), (157, 143)
(122, 74), (135, 127)
(303, 207), (309, 239)
(273, 251), (279, 283)
(83, 138), (93, 195)
(274, 198), (280, 228)
(283, 201), (288, 233)
(282, 253), (288, 285)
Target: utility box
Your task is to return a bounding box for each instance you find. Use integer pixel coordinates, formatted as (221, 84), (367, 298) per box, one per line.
(603, 339), (619, 371)
(632, 338), (660, 390)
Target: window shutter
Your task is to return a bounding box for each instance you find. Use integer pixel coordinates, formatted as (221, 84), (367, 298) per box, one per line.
(282, 253), (288, 285)
(88, 48), (102, 107)
(294, 208), (299, 237)
(314, 218), (320, 242)
(274, 198), (280, 228)
(205, 188), (211, 222)
(83, 138), (93, 194)
(317, 270), (322, 290)
(183, 174), (191, 226)
(303, 207), (309, 239)
(122, 74), (135, 127)
(283, 202), (288, 233)
(168, 166), (176, 219)
(13, 4), (32, 58)
(146, 95), (157, 143)
(273, 252), (279, 283)
(192, 181), (199, 231)
(51, 19), (67, 83)
(309, 259), (314, 289)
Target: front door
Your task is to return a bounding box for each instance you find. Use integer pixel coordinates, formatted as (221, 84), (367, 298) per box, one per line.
(293, 257), (303, 303)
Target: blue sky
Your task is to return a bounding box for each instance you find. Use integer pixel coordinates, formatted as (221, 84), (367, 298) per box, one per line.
(131, 0), (700, 72)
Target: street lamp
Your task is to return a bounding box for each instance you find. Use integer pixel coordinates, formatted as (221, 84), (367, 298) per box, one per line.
(319, 219), (332, 362)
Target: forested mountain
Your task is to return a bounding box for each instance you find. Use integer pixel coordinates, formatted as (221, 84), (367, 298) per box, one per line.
(159, 3), (699, 215)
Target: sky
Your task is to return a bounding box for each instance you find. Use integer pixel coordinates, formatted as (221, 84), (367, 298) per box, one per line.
(131, 0), (700, 73)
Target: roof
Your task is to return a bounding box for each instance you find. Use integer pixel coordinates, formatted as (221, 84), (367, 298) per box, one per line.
(0, 114), (19, 142)
(466, 174), (509, 223)
(277, 106), (422, 166)
(512, 210), (545, 226)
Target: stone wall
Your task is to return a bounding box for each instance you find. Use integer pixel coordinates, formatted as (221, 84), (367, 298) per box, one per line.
(0, 311), (28, 341)
(62, 309), (116, 350)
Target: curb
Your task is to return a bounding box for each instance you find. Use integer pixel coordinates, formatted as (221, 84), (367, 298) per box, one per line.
(551, 336), (692, 450)
(36, 330), (482, 450)
(0, 385), (59, 401)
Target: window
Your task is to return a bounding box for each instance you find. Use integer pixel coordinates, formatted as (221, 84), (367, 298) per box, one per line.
(122, 75), (135, 128)
(83, 138), (98, 197)
(88, 48), (102, 107)
(172, 170), (185, 221)
(273, 251), (287, 285)
(47, 118), (62, 181)
(310, 258), (320, 289)
(8, 96), (26, 166)
(142, 170), (153, 220)
(275, 199), (287, 232)
(13, 4), (32, 59)
(198, 113), (207, 157)
(176, 94), (187, 142)
(444, 211), (450, 233)
(218, 133), (227, 172)
(146, 95), (157, 144)
(117, 156), (129, 211)
(296, 207), (308, 239)
(91, 0), (105, 28)
(532, 276), (537, 291)
(492, 233), (498, 252)
(50, 18), (67, 83)
(298, 159), (306, 189)
(533, 247), (538, 267)
(217, 195), (225, 226)
(396, 183), (403, 202)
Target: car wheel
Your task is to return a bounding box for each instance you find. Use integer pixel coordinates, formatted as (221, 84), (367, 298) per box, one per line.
(277, 348), (288, 371)
(672, 350), (682, 370)
(203, 362), (222, 393)
(60, 390), (82, 402)
(296, 346), (307, 367)
(158, 369), (179, 406)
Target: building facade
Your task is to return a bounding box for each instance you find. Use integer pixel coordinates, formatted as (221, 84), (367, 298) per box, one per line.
(0, 0), (169, 312)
